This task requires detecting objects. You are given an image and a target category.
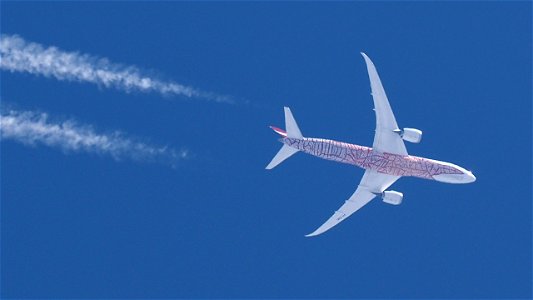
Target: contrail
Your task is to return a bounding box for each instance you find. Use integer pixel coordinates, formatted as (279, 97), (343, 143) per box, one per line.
(0, 109), (188, 166)
(0, 34), (232, 103)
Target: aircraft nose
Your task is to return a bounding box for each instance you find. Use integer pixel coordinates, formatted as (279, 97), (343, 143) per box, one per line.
(465, 171), (476, 183)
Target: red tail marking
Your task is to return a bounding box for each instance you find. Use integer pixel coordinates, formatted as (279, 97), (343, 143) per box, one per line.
(269, 126), (287, 137)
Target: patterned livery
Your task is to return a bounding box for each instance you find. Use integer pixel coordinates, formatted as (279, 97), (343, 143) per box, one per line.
(283, 137), (463, 179)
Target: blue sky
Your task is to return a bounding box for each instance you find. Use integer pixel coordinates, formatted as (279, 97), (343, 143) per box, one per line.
(1, 2), (531, 298)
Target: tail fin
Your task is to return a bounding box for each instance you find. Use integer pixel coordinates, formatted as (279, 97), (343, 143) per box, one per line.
(265, 144), (299, 169)
(284, 107), (303, 139)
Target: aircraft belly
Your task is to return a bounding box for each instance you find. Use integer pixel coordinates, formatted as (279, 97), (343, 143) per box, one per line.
(369, 155), (464, 180)
(283, 138), (372, 168)
(283, 138), (463, 180)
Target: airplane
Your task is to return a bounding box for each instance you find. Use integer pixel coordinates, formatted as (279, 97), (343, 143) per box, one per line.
(266, 52), (476, 237)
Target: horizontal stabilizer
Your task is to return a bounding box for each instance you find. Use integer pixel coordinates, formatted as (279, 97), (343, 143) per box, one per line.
(265, 144), (299, 170)
(284, 107), (303, 139)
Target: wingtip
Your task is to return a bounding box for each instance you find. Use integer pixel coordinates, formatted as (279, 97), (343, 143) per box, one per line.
(305, 231), (320, 238)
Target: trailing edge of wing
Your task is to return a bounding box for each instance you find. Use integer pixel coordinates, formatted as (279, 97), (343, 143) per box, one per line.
(305, 188), (376, 237)
(305, 170), (401, 237)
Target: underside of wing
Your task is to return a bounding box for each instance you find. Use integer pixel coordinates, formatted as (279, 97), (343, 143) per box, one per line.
(358, 169), (401, 193)
(305, 170), (400, 237)
(361, 53), (408, 156)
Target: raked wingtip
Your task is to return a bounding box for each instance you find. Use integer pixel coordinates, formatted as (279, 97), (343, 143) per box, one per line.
(305, 231), (320, 238)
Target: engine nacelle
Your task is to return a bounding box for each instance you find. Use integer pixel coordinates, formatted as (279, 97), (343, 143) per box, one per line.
(382, 190), (403, 205)
(400, 128), (422, 143)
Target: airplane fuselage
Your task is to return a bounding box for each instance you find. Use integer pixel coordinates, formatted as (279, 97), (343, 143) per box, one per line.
(282, 137), (475, 184)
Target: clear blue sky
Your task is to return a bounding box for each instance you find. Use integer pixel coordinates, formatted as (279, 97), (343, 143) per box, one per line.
(1, 2), (531, 298)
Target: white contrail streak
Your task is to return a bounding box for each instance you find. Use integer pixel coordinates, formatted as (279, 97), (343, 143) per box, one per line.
(0, 109), (188, 165)
(0, 34), (232, 103)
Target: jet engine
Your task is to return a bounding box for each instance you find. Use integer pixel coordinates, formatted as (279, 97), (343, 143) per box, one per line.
(400, 128), (422, 143)
(382, 191), (403, 205)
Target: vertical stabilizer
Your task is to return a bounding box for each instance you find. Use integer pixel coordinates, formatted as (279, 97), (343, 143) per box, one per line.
(265, 144), (299, 169)
(284, 107), (303, 139)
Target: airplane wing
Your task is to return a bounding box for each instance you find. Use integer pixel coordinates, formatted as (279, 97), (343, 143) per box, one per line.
(361, 52), (408, 156)
(305, 170), (400, 237)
